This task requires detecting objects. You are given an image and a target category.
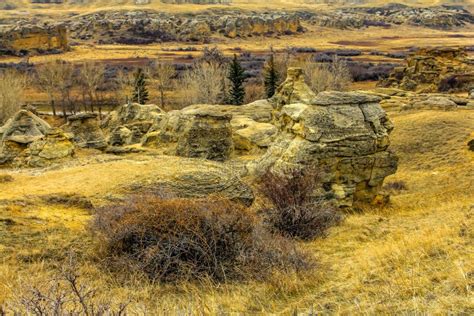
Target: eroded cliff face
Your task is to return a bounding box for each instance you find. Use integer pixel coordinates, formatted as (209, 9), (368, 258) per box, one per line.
(379, 47), (474, 93)
(66, 10), (303, 44)
(0, 23), (68, 56)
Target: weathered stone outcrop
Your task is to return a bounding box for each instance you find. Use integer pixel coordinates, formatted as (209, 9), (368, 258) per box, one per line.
(63, 113), (107, 149)
(0, 110), (74, 167)
(249, 68), (398, 207)
(379, 47), (474, 93)
(137, 156), (255, 206)
(66, 10), (303, 44)
(102, 103), (164, 146)
(142, 101), (276, 155)
(0, 23), (68, 56)
(175, 110), (233, 161)
(307, 4), (474, 30)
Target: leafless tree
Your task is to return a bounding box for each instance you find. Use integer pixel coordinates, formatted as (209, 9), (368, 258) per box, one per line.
(298, 55), (352, 93)
(47, 60), (75, 119)
(78, 61), (106, 113)
(179, 61), (228, 106)
(0, 69), (26, 124)
(115, 68), (134, 105)
(148, 60), (176, 108)
(36, 61), (59, 116)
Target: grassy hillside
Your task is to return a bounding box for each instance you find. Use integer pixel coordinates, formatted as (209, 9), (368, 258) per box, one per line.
(0, 108), (472, 313)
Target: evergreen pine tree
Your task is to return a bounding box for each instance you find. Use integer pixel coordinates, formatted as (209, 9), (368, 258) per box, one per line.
(227, 54), (246, 105)
(132, 68), (149, 105)
(264, 53), (279, 98)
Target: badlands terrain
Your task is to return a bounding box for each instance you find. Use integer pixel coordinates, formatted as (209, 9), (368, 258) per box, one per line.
(0, 0), (473, 314)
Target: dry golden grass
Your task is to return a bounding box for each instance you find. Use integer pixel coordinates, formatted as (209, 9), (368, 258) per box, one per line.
(0, 109), (473, 313)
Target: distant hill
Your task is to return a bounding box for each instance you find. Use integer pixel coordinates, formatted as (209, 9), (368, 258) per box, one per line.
(1, 0), (472, 13)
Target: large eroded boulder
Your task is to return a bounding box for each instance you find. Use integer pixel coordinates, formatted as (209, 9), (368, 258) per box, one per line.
(250, 68), (398, 207)
(102, 103), (164, 146)
(0, 110), (74, 167)
(63, 113), (107, 149)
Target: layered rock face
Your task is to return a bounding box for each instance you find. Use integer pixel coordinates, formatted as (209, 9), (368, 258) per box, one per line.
(66, 10), (303, 44)
(63, 113), (107, 149)
(0, 23), (68, 56)
(175, 111), (233, 161)
(307, 4), (474, 30)
(102, 103), (164, 146)
(379, 47), (474, 93)
(251, 68), (398, 207)
(0, 110), (74, 167)
(142, 102), (277, 156)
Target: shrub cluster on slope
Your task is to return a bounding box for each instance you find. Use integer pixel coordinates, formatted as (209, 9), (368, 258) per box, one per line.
(90, 194), (312, 282)
(259, 169), (342, 241)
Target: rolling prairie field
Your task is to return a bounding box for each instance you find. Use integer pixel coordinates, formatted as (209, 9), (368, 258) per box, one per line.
(0, 0), (473, 314)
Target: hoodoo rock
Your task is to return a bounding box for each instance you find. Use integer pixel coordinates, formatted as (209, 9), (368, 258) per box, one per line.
(379, 47), (474, 93)
(0, 110), (74, 167)
(250, 68), (398, 207)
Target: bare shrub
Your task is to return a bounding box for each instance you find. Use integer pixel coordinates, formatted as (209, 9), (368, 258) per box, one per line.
(383, 180), (408, 192)
(259, 169), (342, 241)
(0, 69), (26, 124)
(90, 195), (312, 282)
(178, 61), (228, 106)
(147, 60), (176, 108)
(115, 68), (135, 104)
(6, 255), (128, 315)
(244, 81), (265, 104)
(298, 55), (353, 93)
(0, 174), (14, 183)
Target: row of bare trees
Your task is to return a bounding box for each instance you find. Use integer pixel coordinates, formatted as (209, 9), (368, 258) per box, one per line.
(1, 49), (353, 125)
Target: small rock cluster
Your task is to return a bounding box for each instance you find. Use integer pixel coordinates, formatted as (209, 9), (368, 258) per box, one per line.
(379, 47), (474, 93)
(0, 110), (74, 167)
(0, 23), (68, 56)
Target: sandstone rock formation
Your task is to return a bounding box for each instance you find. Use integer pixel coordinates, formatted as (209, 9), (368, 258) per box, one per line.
(134, 156), (254, 206)
(379, 47), (474, 93)
(175, 110), (233, 161)
(250, 68), (398, 207)
(0, 110), (74, 167)
(63, 113), (107, 149)
(142, 101), (276, 155)
(102, 103), (164, 146)
(307, 4), (474, 30)
(0, 23), (68, 56)
(65, 10), (303, 44)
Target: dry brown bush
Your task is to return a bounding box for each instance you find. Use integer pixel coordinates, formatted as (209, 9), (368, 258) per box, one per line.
(298, 55), (353, 93)
(259, 169), (342, 241)
(90, 195), (311, 282)
(244, 81), (265, 104)
(0, 69), (26, 124)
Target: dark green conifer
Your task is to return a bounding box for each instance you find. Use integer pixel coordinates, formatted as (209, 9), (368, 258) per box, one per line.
(227, 54), (246, 105)
(264, 53), (279, 98)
